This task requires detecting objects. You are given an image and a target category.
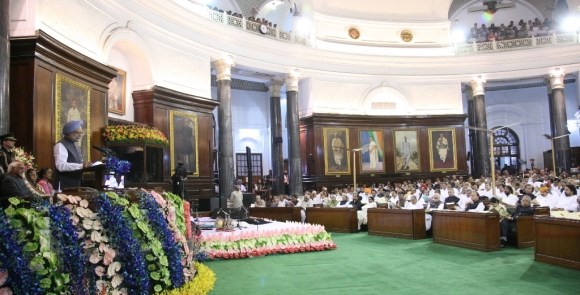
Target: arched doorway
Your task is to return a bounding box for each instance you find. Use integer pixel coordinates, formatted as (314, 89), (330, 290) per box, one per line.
(492, 127), (520, 174)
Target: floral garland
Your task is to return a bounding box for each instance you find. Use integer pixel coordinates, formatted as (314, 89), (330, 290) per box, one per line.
(0, 206), (43, 295)
(11, 146), (37, 170)
(139, 192), (185, 288)
(150, 191), (195, 282)
(164, 192), (186, 237)
(47, 204), (88, 295)
(97, 194), (150, 294)
(183, 201), (192, 239)
(106, 157), (132, 174)
(201, 222), (337, 260)
(108, 192), (172, 293)
(104, 125), (169, 146)
(155, 262), (215, 295)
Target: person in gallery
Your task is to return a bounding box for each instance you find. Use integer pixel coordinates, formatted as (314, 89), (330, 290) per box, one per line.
(0, 132), (16, 174)
(331, 132), (344, 170)
(53, 120), (91, 190)
(368, 136), (378, 169)
(402, 136), (411, 170)
(436, 133), (449, 163)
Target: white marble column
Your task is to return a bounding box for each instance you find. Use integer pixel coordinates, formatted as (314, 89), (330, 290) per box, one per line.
(547, 69), (571, 173)
(212, 57), (236, 202)
(285, 71), (303, 195)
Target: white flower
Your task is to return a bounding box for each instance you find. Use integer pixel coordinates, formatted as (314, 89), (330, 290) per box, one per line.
(95, 266), (105, 277)
(80, 199), (89, 208)
(107, 261), (121, 277)
(91, 231), (102, 243)
(82, 219), (93, 230)
(111, 274), (124, 288)
(90, 253), (102, 264)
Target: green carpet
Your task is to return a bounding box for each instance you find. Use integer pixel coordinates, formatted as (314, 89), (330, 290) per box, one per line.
(206, 233), (579, 295)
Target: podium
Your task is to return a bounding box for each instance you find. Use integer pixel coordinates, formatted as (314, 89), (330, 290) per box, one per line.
(83, 164), (107, 191)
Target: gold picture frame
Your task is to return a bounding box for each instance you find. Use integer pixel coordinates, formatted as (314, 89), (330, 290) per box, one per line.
(55, 74), (91, 162)
(359, 130), (385, 174)
(428, 128), (457, 172)
(323, 127), (350, 175)
(170, 110), (199, 177)
(393, 129), (421, 173)
(108, 67), (127, 115)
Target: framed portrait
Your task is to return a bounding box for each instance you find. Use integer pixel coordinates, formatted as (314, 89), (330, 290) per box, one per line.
(108, 68), (126, 115)
(393, 129), (420, 173)
(359, 130), (385, 173)
(428, 128), (457, 172)
(170, 110), (199, 177)
(55, 74), (91, 162)
(323, 128), (350, 175)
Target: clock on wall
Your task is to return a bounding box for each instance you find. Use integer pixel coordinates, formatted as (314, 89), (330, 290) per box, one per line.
(348, 27), (360, 39)
(260, 24), (268, 34)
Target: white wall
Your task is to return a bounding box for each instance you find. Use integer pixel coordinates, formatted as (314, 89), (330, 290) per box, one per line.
(106, 47), (135, 121)
(484, 82), (580, 170)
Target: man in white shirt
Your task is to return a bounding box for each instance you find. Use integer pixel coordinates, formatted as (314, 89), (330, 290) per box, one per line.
(532, 186), (556, 209)
(297, 194), (313, 222)
(501, 186), (519, 208)
(463, 191), (485, 212)
(357, 197), (377, 230)
(336, 195), (350, 208)
(404, 195), (424, 210)
(439, 183), (449, 200)
(553, 185), (579, 212)
(479, 183), (493, 199)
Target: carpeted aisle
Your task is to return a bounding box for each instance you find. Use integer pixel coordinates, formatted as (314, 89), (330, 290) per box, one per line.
(206, 233), (579, 295)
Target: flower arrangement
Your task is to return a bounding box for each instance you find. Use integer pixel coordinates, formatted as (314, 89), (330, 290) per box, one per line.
(156, 262), (215, 295)
(11, 146), (37, 170)
(97, 194), (150, 294)
(200, 222), (337, 260)
(0, 204), (43, 295)
(104, 125), (169, 146)
(106, 157), (132, 174)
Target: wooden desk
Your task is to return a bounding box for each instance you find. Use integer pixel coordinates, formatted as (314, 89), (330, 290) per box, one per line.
(513, 206), (551, 249)
(305, 207), (358, 233)
(248, 207), (297, 222)
(367, 208), (426, 240)
(534, 216), (580, 271)
(432, 211), (501, 252)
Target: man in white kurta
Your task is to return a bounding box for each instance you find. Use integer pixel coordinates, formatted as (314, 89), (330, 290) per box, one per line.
(402, 136), (411, 169)
(331, 133), (344, 170)
(436, 133), (449, 163)
(297, 195), (313, 223)
(368, 136), (378, 169)
(357, 197), (377, 230)
(404, 196), (431, 230)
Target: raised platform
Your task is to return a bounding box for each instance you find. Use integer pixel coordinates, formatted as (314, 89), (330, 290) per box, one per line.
(196, 217), (337, 260)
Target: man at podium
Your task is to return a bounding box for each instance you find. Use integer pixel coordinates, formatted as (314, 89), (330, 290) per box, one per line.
(53, 120), (91, 190)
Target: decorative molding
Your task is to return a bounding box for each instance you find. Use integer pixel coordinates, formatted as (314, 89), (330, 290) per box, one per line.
(461, 78), (576, 93)
(211, 58), (236, 81)
(548, 70), (566, 90)
(268, 79), (284, 97)
(285, 71), (301, 92)
(469, 79), (486, 97)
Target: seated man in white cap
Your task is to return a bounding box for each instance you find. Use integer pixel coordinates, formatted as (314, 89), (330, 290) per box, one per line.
(357, 196), (377, 230)
(53, 120), (91, 190)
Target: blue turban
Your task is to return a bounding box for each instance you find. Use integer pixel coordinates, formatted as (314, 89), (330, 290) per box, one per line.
(62, 120), (84, 135)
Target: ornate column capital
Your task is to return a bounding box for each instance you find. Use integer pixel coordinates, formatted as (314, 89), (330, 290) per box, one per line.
(268, 79), (284, 97)
(548, 69), (566, 90)
(285, 71), (301, 92)
(469, 79), (486, 97)
(211, 57), (236, 81)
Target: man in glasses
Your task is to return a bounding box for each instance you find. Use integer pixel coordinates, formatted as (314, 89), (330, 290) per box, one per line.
(54, 120), (91, 190)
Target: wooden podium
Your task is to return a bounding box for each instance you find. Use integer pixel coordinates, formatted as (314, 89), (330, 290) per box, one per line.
(83, 164), (107, 191)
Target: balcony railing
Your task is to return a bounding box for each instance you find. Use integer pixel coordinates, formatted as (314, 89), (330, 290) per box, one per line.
(455, 33), (579, 54)
(207, 9), (309, 47)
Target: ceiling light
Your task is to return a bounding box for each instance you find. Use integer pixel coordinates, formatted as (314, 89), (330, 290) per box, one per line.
(452, 30), (465, 44)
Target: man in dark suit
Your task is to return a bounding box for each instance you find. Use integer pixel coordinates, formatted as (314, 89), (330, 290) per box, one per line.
(1, 162), (32, 198)
(500, 195), (534, 247)
(349, 194), (362, 210)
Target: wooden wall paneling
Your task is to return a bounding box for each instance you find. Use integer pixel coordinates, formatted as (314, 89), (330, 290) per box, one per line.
(33, 65), (54, 170)
(9, 58), (35, 161)
(300, 129), (307, 175)
(384, 128), (394, 174)
(90, 90), (107, 161)
(307, 125), (315, 176)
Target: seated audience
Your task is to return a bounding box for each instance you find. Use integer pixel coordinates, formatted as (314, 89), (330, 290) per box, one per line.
(425, 193), (443, 212)
(254, 195), (266, 207)
(404, 195), (424, 209)
(349, 194), (363, 210)
(37, 167), (55, 196)
(336, 195), (350, 208)
(326, 194), (339, 208)
(357, 197), (377, 230)
(25, 168), (48, 196)
(532, 186), (556, 208)
(463, 191), (485, 212)
(500, 196), (534, 247)
(488, 197), (510, 221)
(553, 184), (579, 212)
(297, 194), (313, 222)
(1, 162), (33, 198)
